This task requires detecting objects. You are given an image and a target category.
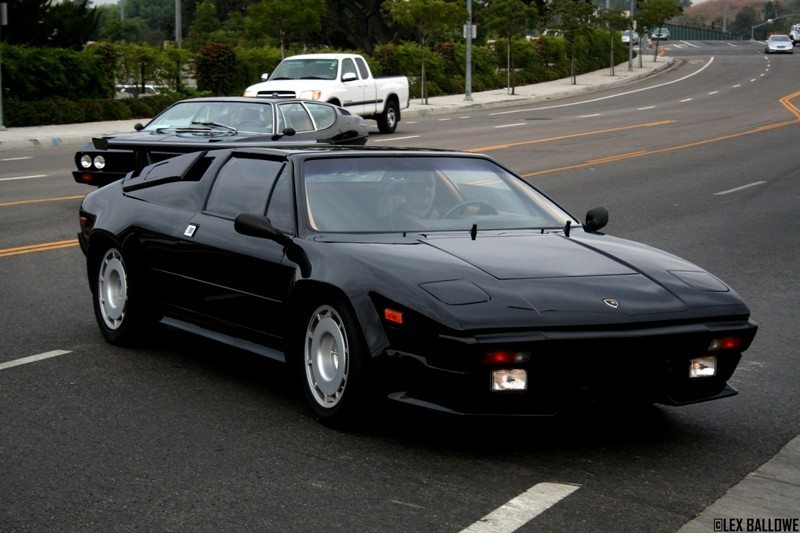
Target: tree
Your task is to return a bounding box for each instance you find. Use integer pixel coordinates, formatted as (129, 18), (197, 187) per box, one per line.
(2, 0), (98, 49)
(321, 0), (395, 53)
(596, 8), (628, 76)
(552, 0), (596, 85)
(482, 0), (538, 95)
(732, 7), (758, 37)
(385, 0), (464, 104)
(245, 0), (326, 55)
(187, 0), (221, 50)
(636, 0), (682, 61)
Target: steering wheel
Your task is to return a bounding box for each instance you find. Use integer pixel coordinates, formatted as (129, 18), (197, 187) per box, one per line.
(442, 201), (498, 219)
(237, 120), (263, 131)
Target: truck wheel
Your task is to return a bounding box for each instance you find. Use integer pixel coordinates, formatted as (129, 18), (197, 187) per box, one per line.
(377, 101), (398, 134)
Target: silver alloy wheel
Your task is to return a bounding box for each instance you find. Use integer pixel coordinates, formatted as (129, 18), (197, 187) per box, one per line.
(385, 106), (397, 129)
(304, 305), (349, 408)
(97, 248), (128, 330)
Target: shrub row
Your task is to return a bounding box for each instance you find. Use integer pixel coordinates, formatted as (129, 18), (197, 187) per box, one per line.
(3, 31), (627, 126)
(4, 95), (181, 127)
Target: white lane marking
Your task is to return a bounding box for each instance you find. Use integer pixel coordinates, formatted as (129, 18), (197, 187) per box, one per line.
(461, 483), (580, 533)
(727, 42), (738, 48)
(732, 84), (741, 88)
(750, 79), (757, 82)
(708, 90), (719, 95)
(405, 121), (418, 124)
(459, 116), (471, 119)
(637, 106), (655, 110)
(681, 40), (701, 48)
(494, 123), (526, 129)
(760, 73), (765, 77)
(489, 57), (716, 116)
(714, 181), (766, 196)
(437, 118), (452, 121)
(680, 98), (693, 102)
(578, 113), (601, 118)
(0, 174), (48, 182)
(373, 135), (420, 142)
(1, 157), (33, 162)
(0, 350), (72, 371)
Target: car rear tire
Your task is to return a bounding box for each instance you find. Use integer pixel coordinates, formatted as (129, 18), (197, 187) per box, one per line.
(92, 246), (153, 345)
(377, 100), (398, 134)
(300, 300), (372, 425)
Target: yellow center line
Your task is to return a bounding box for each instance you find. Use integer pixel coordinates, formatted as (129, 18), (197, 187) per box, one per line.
(0, 195), (84, 208)
(0, 239), (79, 259)
(522, 119), (799, 178)
(523, 91), (800, 178)
(465, 120), (676, 153)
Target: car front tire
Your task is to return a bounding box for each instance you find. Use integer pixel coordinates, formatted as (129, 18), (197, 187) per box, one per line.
(300, 300), (372, 425)
(92, 246), (153, 345)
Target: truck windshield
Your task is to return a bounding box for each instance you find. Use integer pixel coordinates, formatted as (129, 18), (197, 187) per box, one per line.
(271, 59), (338, 81)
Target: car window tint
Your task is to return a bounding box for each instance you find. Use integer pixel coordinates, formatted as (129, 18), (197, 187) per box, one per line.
(305, 103), (336, 130)
(279, 103), (314, 132)
(342, 58), (358, 79)
(206, 156), (283, 219)
(266, 167), (295, 232)
(354, 57), (370, 79)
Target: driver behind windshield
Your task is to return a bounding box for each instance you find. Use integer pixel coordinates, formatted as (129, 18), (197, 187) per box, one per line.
(379, 173), (440, 223)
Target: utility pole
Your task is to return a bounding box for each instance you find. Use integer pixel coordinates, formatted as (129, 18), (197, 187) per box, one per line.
(175, 0), (182, 48)
(722, 0), (728, 33)
(628, 0), (634, 71)
(0, 2), (7, 131)
(464, 0), (473, 101)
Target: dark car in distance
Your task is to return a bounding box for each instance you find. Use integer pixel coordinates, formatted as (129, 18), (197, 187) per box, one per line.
(79, 146), (757, 424)
(73, 97), (368, 187)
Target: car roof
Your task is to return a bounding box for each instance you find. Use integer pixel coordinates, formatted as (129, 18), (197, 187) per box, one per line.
(279, 54), (351, 61)
(221, 145), (485, 159)
(173, 96), (324, 105)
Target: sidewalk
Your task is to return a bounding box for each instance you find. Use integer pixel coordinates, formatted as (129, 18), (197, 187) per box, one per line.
(0, 54), (675, 153)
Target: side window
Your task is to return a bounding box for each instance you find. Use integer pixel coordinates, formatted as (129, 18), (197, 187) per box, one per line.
(266, 167), (295, 232)
(278, 103), (314, 132)
(341, 58), (358, 79)
(305, 103), (336, 130)
(205, 156), (283, 219)
(354, 57), (370, 79)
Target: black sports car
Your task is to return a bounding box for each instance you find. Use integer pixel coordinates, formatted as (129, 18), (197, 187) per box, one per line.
(78, 145), (757, 423)
(73, 97), (368, 187)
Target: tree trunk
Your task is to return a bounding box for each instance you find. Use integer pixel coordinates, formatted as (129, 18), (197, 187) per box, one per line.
(420, 36), (427, 105)
(570, 38), (576, 85)
(507, 39), (512, 95)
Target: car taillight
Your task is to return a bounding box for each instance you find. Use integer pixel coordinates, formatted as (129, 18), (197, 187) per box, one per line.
(482, 350), (530, 365)
(708, 336), (742, 351)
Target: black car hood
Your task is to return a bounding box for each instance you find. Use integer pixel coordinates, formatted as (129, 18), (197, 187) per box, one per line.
(315, 231), (750, 331)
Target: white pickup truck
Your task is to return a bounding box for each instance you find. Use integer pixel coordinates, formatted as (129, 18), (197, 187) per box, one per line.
(243, 53), (410, 133)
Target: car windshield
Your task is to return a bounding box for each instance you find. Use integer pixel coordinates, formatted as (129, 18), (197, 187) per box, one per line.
(271, 59), (338, 80)
(302, 156), (574, 233)
(770, 35), (791, 42)
(145, 102), (274, 134)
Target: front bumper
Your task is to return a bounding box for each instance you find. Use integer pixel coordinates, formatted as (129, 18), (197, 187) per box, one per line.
(379, 319), (757, 416)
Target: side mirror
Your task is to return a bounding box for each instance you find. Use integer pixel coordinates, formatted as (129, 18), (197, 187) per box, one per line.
(342, 72), (358, 82)
(261, 72), (270, 81)
(134, 123), (144, 131)
(282, 127), (296, 136)
(234, 213), (292, 247)
(584, 207), (609, 232)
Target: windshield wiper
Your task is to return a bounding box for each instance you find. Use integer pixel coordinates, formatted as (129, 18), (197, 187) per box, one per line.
(270, 76), (292, 80)
(191, 121), (237, 133)
(300, 76), (328, 80)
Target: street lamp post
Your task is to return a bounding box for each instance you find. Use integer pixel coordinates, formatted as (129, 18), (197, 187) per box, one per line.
(464, 0), (473, 101)
(751, 14), (800, 40)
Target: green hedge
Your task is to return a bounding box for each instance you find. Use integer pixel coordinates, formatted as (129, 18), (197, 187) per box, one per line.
(3, 32), (630, 126)
(4, 95), (181, 127)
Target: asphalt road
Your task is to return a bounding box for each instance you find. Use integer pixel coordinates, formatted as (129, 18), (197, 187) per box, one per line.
(1, 41), (799, 531)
